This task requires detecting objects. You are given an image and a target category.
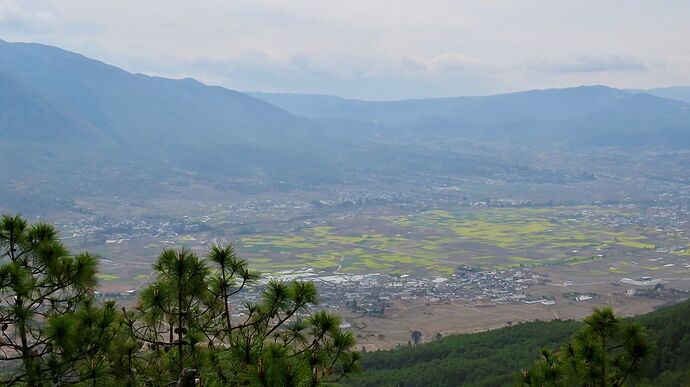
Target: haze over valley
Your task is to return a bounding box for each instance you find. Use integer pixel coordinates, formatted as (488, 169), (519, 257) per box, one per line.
(5, 1), (690, 384)
(2, 37), (690, 351)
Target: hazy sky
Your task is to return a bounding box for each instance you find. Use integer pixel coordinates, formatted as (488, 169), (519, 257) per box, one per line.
(1, 0), (689, 99)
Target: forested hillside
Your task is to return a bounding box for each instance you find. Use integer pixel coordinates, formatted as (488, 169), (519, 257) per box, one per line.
(348, 300), (690, 387)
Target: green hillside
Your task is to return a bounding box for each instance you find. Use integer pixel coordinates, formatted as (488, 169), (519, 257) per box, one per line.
(348, 300), (690, 387)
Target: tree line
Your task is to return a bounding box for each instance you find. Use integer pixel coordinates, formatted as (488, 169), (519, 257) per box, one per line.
(349, 296), (690, 387)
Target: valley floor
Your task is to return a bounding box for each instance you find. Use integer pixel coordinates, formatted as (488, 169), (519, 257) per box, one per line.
(345, 290), (675, 351)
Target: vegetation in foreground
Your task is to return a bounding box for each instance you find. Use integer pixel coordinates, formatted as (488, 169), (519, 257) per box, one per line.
(521, 307), (649, 386)
(0, 214), (358, 386)
(3, 212), (689, 386)
(348, 300), (690, 386)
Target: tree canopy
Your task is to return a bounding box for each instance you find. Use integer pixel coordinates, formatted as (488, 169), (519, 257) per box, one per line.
(348, 300), (690, 387)
(521, 307), (649, 387)
(0, 214), (359, 386)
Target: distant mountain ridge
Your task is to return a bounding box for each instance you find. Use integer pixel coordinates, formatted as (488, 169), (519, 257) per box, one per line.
(2, 39), (690, 211)
(251, 86), (690, 147)
(631, 86), (690, 104)
(251, 86), (631, 123)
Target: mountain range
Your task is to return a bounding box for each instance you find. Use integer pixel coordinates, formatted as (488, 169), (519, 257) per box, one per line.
(2, 39), (690, 211)
(251, 86), (690, 147)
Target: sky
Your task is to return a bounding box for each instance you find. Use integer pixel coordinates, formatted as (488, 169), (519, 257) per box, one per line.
(1, 0), (689, 100)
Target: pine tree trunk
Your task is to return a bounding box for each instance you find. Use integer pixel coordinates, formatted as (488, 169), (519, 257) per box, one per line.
(221, 262), (232, 333)
(17, 297), (36, 386)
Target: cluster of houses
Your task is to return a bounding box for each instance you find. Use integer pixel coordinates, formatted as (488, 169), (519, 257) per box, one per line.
(56, 215), (210, 243)
(218, 266), (553, 316)
(549, 203), (688, 242)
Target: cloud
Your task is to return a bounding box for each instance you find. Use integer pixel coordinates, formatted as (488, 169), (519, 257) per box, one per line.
(143, 50), (496, 99)
(426, 53), (480, 74)
(0, 0), (57, 33)
(1, 0), (689, 97)
(396, 53), (485, 78)
(531, 55), (648, 73)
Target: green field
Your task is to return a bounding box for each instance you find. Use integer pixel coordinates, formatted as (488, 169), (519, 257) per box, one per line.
(233, 207), (666, 275)
(96, 273), (120, 281)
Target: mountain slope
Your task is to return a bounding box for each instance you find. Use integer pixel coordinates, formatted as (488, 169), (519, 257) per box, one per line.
(0, 40), (305, 142)
(638, 86), (690, 104)
(0, 40), (341, 209)
(348, 300), (690, 387)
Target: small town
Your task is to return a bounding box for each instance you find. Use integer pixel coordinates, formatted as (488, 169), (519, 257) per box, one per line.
(212, 266), (553, 317)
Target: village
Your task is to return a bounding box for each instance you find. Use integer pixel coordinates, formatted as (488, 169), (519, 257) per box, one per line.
(234, 266), (554, 317)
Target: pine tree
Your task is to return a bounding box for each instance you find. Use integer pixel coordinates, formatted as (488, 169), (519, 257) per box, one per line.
(1, 216), (359, 385)
(0, 214), (115, 386)
(117, 244), (359, 385)
(521, 307), (649, 387)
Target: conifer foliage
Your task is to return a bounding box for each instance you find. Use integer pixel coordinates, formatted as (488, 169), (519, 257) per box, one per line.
(521, 307), (649, 387)
(0, 215), (358, 386)
(0, 214), (115, 385)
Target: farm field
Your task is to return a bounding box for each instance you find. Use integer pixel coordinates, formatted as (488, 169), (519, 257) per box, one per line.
(234, 206), (683, 274)
(67, 205), (690, 293)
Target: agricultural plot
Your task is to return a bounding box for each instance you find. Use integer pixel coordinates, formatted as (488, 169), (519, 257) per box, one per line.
(75, 205), (688, 294)
(233, 207), (675, 276)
